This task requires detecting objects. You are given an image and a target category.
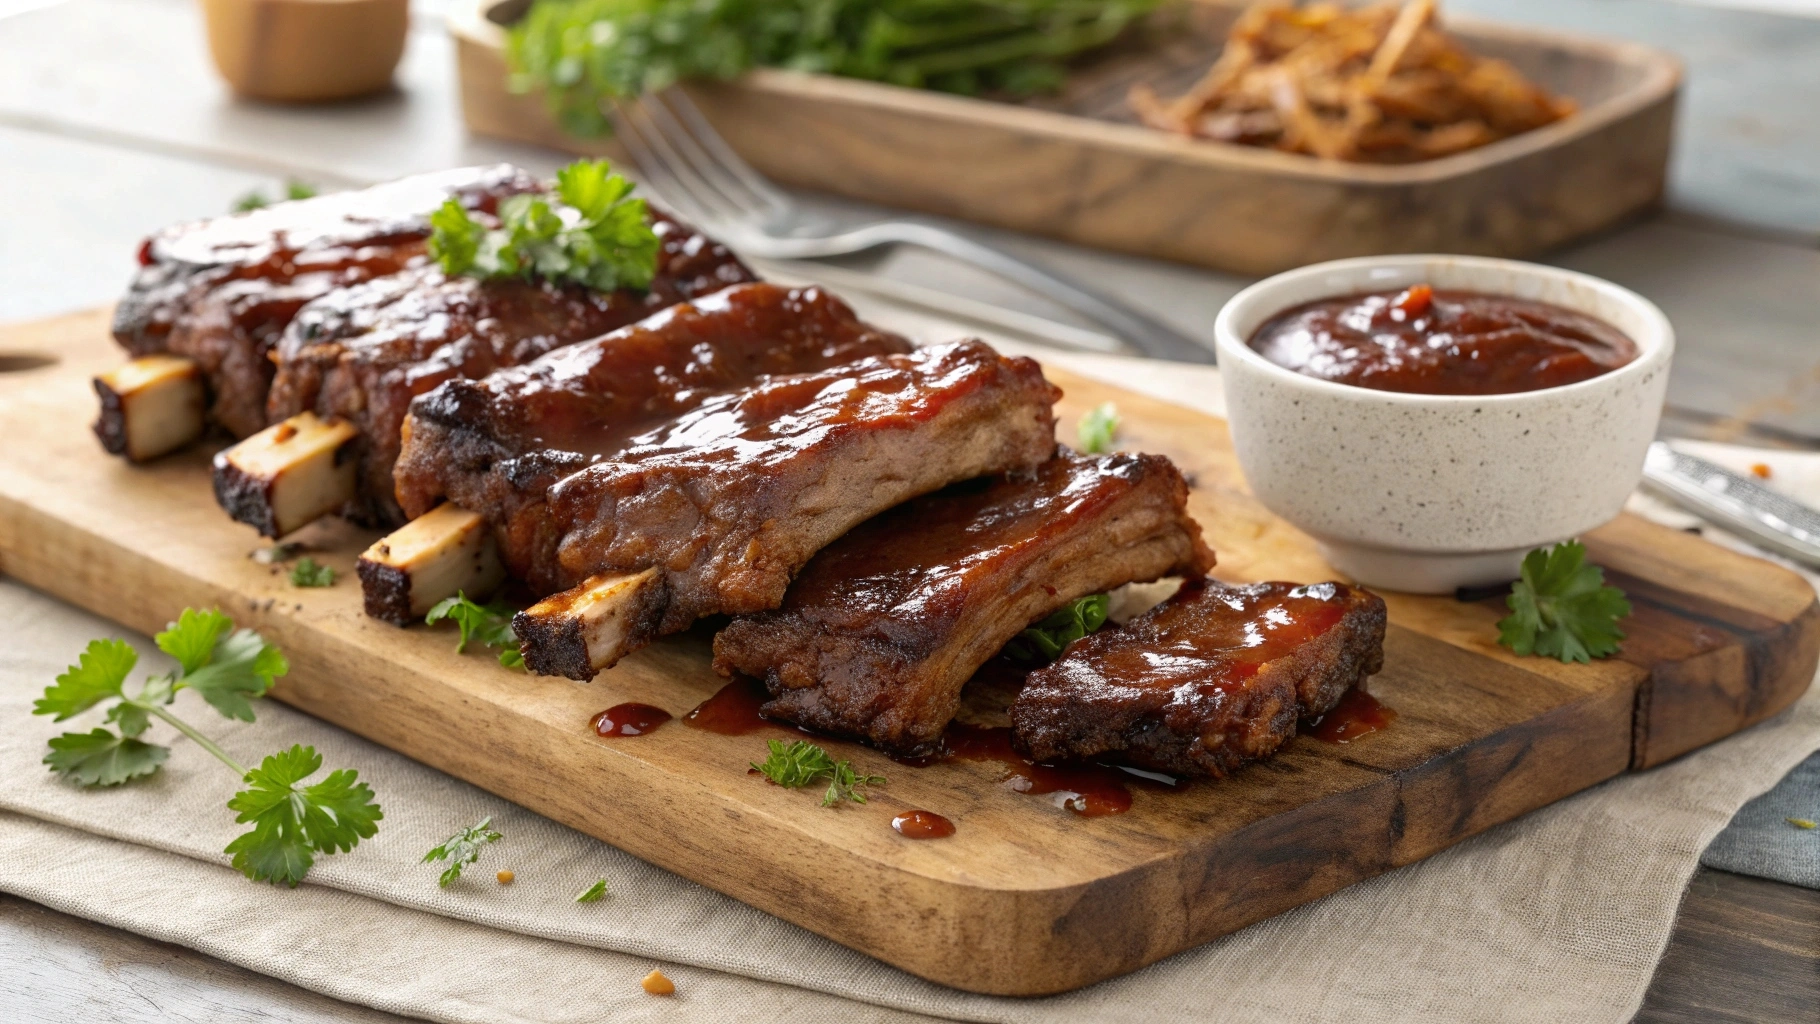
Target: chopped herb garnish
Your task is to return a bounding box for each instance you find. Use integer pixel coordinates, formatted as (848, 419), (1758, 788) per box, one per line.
(289, 557), (335, 587)
(1496, 541), (1630, 663)
(428, 159), (658, 293)
(1790, 818), (1818, 830)
(233, 180), (319, 212)
(574, 878), (611, 902)
(31, 608), (379, 886)
(1077, 402), (1120, 454)
(252, 542), (304, 565)
(426, 592), (524, 668)
(423, 816), (504, 887)
(751, 739), (885, 807)
(1007, 593), (1109, 662)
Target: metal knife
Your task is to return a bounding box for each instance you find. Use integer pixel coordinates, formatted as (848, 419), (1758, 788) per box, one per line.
(1641, 442), (1820, 569)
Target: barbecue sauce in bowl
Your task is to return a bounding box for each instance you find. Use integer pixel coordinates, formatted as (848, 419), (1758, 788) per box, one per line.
(1248, 285), (1638, 395)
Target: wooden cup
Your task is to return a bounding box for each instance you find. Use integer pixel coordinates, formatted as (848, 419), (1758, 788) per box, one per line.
(200, 0), (409, 102)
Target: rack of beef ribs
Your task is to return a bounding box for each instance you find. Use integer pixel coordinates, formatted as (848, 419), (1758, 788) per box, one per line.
(712, 450), (1215, 757)
(106, 165), (542, 449)
(366, 282), (916, 624)
(482, 337), (1064, 680)
(1011, 579), (1387, 777)
(215, 207), (755, 536)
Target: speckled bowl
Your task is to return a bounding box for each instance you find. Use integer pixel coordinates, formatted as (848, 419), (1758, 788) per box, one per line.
(1214, 255), (1674, 593)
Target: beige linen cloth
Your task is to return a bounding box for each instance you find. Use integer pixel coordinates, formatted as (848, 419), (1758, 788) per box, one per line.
(3, 337), (1819, 1024)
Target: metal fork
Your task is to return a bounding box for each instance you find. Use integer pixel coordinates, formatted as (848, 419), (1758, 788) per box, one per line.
(611, 90), (1215, 365)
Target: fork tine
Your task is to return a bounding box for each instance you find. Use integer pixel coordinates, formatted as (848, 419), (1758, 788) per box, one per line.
(625, 97), (764, 229)
(648, 89), (791, 219)
(613, 102), (742, 230)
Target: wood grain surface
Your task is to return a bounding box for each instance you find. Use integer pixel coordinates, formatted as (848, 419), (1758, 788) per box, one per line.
(452, 0), (1679, 275)
(0, 309), (1812, 996)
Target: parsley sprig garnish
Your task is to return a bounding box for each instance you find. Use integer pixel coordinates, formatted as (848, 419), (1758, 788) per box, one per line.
(1077, 402), (1120, 454)
(426, 592), (525, 668)
(751, 739), (885, 807)
(1008, 593), (1109, 662)
(289, 557), (335, 587)
(1497, 541), (1631, 663)
(428, 159), (659, 292)
(423, 816), (504, 887)
(32, 608), (381, 886)
(233, 179), (318, 212)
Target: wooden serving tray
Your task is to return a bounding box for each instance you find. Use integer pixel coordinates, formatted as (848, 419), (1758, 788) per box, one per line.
(1, 309), (1812, 995)
(452, 0), (1680, 275)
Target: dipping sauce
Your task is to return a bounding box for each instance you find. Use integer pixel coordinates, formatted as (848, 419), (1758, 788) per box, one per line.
(1248, 285), (1637, 395)
(891, 810), (957, 839)
(592, 703), (672, 737)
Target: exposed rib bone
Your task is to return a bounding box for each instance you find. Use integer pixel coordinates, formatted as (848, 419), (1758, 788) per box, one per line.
(212, 412), (359, 538)
(513, 570), (667, 681)
(92, 355), (205, 462)
(357, 503), (507, 625)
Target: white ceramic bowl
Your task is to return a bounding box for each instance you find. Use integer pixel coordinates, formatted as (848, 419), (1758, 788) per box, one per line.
(1214, 254), (1674, 593)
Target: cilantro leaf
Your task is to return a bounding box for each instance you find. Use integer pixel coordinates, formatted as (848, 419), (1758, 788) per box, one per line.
(289, 557), (336, 588)
(44, 728), (170, 786)
(750, 739), (884, 807)
(428, 160), (657, 292)
(574, 878), (610, 903)
(427, 592), (522, 666)
(1007, 594), (1109, 663)
(225, 745), (383, 887)
(1077, 402), (1120, 454)
(182, 629), (289, 722)
(1497, 541), (1631, 663)
(34, 638), (137, 720)
(156, 607), (234, 675)
(107, 699), (153, 738)
(423, 816), (504, 887)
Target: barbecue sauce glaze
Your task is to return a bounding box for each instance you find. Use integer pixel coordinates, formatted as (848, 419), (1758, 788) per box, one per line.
(1248, 285), (1637, 395)
(891, 810), (957, 839)
(592, 703), (672, 737)
(1305, 688), (1397, 743)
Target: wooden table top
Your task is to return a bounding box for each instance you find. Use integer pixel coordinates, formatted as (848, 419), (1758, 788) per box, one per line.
(0, 0), (1815, 1019)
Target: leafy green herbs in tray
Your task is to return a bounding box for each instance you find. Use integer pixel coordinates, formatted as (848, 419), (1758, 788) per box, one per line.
(508, 0), (1172, 137)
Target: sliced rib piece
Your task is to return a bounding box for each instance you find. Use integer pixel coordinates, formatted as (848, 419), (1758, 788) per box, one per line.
(514, 340), (1063, 679)
(357, 503), (507, 624)
(262, 207), (754, 527)
(115, 165), (542, 439)
(92, 355), (206, 462)
(1011, 579), (1387, 777)
(393, 282), (914, 574)
(212, 413), (360, 539)
(712, 450), (1215, 756)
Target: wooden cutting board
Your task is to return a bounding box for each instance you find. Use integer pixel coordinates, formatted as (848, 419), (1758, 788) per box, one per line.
(0, 309), (1813, 996)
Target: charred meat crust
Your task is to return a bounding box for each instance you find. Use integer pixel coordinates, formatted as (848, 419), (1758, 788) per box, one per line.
(356, 559), (416, 627)
(112, 165), (545, 438)
(91, 379), (130, 457)
(264, 208), (756, 528)
(712, 450), (1215, 757)
(1010, 579), (1387, 777)
(209, 429), (361, 539)
(391, 282), (915, 575)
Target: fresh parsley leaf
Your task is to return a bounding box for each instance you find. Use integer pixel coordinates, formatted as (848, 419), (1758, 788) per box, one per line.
(750, 739), (884, 807)
(427, 592), (523, 666)
(1790, 818), (1818, 830)
(289, 557), (336, 587)
(423, 816), (504, 888)
(34, 638), (137, 720)
(43, 728), (169, 787)
(1007, 594), (1110, 663)
(156, 607), (234, 675)
(1497, 541), (1631, 663)
(182, 628), (289, 722)
(574, 878), (610, 903)
(106, 699), (153, 738)
(1077, 402), (1120, 454)
(233, 180), (318, 212)
(225, 745), (383, 887)
(428, 160), (658, 292)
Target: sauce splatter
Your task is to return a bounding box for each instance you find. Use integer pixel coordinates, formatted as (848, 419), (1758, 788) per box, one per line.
(942, 723), (1174, 816)
(1305, 688), (1397, 743)
(682, 677), (774, 735)
(592, 703), (672, 737)
(891, 810), (957, 839)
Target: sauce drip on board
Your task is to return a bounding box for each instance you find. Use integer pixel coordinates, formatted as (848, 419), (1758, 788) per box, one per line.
(683, 677), (776, 735)
(1305, 688), (1397, 743)
(1249, 286), (1637, 395)
(891, 810), (957, 839)
(592, 702), (672, 737)
(941, 723), (1181, 816)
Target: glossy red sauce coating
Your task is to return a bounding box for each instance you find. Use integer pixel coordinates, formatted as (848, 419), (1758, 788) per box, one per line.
(1305, 688), (1397, 743)
(592, 703), (672, 737)
(1249, 286), (1637, 395)
(683, 677), (776, 735)
(890, 810), (957, 839)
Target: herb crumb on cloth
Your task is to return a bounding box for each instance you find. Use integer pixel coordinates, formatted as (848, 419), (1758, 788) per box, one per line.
(423, 816), (504, 888)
